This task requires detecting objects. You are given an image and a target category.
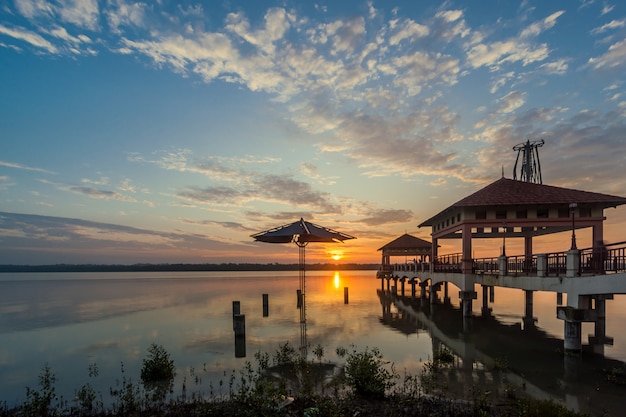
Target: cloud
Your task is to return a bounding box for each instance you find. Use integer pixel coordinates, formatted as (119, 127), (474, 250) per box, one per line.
(519, 11), (565, 38)
(0, 211), (246, 264)
(0, 24), (58, 53)
(0, 160), (56, 174)
(588, 38), (626, 70)
(591, 18), (625, 34)
(358, 208), (414, 226)
(497, 91), (526, 113)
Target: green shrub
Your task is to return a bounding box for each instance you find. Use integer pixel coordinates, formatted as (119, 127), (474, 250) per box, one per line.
(140, 343), (176, 403)
(21, 364), (56, 417)
(344, 347), (396, 398)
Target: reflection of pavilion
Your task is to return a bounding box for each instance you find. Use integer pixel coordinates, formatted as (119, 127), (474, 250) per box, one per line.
(377, 288), (626, 414)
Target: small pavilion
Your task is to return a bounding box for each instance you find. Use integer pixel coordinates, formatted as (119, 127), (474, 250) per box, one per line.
(378, 233), (432, 267)
(418, 176), (626, 274)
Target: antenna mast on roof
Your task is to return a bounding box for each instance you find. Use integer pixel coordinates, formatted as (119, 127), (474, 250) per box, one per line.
(513, 139), (544, 184)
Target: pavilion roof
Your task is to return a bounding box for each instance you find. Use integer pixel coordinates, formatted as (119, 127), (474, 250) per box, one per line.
(378, 233), (432, 251)
(419, 177), (626, 227)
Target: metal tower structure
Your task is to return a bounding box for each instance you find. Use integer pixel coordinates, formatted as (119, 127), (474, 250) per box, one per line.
(513, 139), (544, 184)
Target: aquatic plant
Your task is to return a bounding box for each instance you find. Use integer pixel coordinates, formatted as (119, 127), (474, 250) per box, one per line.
(20, 364), (57, 417)
(343, 346), (397, 398)
(140, 343), (176, 403)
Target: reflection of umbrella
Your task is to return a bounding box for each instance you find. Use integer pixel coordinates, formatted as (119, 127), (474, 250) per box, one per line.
(251, 218), (356, 353)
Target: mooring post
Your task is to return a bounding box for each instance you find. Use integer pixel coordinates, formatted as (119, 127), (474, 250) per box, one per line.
(232, 301), (240, 330)
(344, 287), (349, 304)
(262, 293), (269, 317)
(234, 314), (246, 357)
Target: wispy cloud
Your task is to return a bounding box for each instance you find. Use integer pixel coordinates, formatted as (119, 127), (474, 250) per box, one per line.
(0, 160), (56, 174)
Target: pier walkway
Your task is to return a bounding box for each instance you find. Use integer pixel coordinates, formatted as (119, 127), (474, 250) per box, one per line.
(377, 177), (626, 354)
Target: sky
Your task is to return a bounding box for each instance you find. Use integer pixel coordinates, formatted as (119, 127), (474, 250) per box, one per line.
(1, 0), (626, 265)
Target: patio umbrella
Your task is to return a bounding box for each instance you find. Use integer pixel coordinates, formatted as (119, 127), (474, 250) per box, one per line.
(251, 218), (356, 353)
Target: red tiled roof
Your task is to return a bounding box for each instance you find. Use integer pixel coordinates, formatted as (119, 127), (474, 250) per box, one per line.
(378, 233), (432, 251)
(455, 177), (626, 206)
(419, 177), (626, 227)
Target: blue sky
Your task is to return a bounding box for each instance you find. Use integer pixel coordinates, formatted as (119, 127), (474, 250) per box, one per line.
(1, 0), (626, 265)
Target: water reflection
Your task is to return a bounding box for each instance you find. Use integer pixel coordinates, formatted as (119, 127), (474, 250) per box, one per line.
(377, 286), (626, 416)
(1, 270), (625, 416)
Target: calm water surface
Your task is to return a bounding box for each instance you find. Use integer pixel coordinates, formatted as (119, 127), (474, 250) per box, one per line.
(1, 270), (626, 415)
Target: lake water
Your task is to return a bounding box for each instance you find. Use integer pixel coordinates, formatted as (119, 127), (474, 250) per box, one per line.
(1, 270), (626, 415)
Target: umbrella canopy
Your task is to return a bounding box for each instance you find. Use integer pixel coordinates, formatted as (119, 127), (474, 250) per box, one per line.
(251, 218), (356, 246)
(252, 218), (355, 357)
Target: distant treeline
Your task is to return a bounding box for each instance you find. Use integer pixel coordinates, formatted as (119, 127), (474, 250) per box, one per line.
(0, 263), (379, 273)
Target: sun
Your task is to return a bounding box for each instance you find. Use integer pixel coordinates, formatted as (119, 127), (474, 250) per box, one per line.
(332, 254), (342, 261)
(329, 250), (343, 261)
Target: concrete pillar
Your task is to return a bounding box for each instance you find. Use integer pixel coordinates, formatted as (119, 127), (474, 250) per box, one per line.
(459, 290), (477, 318)
(481, 285), (491, 317)
(411, 279), (417, 300)
(557, 306), (585, 355)
(564, 319), (582, 354)
(420, 281), (428, 299)
(482, 285), (488, 308)
(523, 290), (535, 330)
(566, 249), (580, 277)
(524, 290), (534, 318)
(537, 254), (547, 277)
(400, 278), (405, 297)
(430, 283), (439, 305)
(498, 255), (508, 276)
(461, 224), (473, 274)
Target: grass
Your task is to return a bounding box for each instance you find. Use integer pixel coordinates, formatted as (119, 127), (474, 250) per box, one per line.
(0, 342), (590, 417)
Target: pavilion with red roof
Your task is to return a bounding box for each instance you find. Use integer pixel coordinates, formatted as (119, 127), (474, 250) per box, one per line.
(377, 233), (432, 266)
(418, 177), (626, 275)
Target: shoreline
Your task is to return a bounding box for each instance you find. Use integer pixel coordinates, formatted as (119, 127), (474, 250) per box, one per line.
(0, 263), (379, 273)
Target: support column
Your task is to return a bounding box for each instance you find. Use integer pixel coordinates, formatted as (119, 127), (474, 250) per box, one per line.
(432, 237), (439, 273)
(430, 283), (438, 305)
(411, 279), (417, 300)
(498, 254), (508, 276)
(557, 306), (591, 355)
(523, 290), (535, 330)
(566, 249), (580, 277)
(537, 254), (547, 277)
(420, 281), (428, 299)
(589, 295), (614, 356)
(461, 224), (473, 274)
(459, 290), (477, 318)
(400, 277), (406, 297)
(481, 285), (491, 316)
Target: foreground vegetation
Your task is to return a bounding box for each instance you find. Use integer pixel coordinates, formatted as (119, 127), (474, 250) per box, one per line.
(1, 342), (589, 417)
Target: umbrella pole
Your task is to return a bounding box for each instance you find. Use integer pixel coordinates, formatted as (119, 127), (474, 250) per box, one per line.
(298, 242), (307, 357)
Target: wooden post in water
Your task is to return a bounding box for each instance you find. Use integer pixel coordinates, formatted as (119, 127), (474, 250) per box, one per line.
(344, 287), (349, 304)
(232, 301), (240, 330)
(234, 314), (246, 357)
(262, 293), (269, 317)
